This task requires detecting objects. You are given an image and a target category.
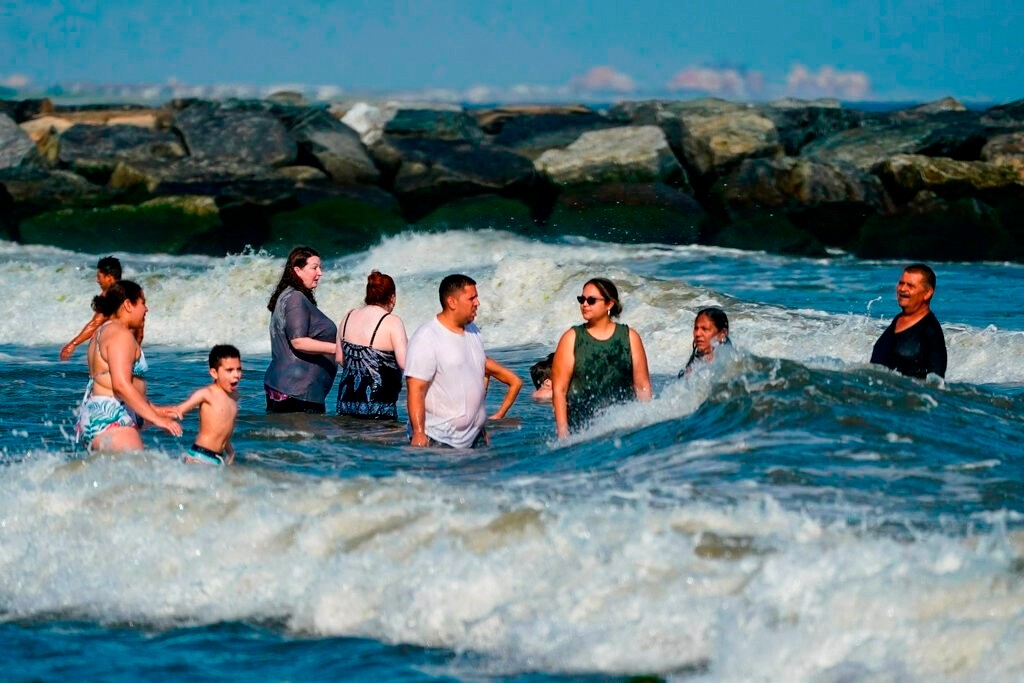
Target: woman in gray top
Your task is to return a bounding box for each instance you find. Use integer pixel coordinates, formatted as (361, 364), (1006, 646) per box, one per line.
(264, 246), (338, 413)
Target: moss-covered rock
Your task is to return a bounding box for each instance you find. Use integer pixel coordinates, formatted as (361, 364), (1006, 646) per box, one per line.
(415, 194), (534, 232)
(265, 196), (407, 256)
(18, 202), (223, 254)
(711, 213), (826, 257)
(853, 197), (1012, 261)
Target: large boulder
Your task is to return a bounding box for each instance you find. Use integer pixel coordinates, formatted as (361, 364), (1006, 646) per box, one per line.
(109, 158), (299, 199)
(802, 122), (940, 169)
(487, 109), (617, 159)
(0, 114), (38, 169)
(340, 101), (392, 146)
(758, 103), (864, 155)
(981, 132), (1024, 170)
(270, 106), (379, 184)
(384, 138), (538, 218)
(474, 104), (596, 133)
(173, 100), (297, 166)
(0, 167), (115, 226)
(416, 194), (534, 232)
(718, 156), (891, 245)
(265, 187), (406, 256)
(544, 182), (705, 244)
(711, 213), (827, 257)
(873, 154), (1024, 202)
(981, 98), (1024, 127)
(17, 198), (223, 255)
(675, 105), (782, 179)
(383, 105), (483, 143)
(44, 123), (185, 180)
(892, 97), (968, 118)
(853, 194), (1014, 261)
(0, 98), (53, 123)
(535, 125), (685, 186)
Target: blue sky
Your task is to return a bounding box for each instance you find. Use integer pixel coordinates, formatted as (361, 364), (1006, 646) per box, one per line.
(2, 0), (1022, 102)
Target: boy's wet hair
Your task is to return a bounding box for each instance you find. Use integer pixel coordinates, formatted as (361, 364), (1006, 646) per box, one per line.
(209, 344), (241, 369)
(96, 256), (122, 279)
(529, 353), (555, 388)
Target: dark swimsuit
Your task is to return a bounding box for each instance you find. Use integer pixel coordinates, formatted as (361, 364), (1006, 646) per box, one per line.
(336, 311), (403, 419)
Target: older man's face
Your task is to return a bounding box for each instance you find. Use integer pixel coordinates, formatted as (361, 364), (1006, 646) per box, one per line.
(896, 270), (933, 314)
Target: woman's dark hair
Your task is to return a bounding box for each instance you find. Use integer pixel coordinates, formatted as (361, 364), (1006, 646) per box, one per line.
(268, 246), (320, 312)
(365, 270), (396, 307)
(92, 280), (143, 317)
(681, 307), (731, 375)
(585, 277), (623, 318)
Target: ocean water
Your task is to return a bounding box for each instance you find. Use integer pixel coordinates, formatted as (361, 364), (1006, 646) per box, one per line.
(2, 231), (1024, 682)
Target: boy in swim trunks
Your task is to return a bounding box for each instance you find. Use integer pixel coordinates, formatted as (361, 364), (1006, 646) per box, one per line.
(175, 345), (242, 465)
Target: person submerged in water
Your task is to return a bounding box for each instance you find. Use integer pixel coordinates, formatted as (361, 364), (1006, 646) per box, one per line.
(870, 263), (947, 379)
(679, 307), (731, 377)
(529, 353), (555, 402)
(174, 344), (243, 465)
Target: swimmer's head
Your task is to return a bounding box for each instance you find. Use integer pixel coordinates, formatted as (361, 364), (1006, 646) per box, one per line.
(692, 307), (729, 357)
(530, 353), (555, 389)
(209, 344), (243, 392)
(583, 278), (623, 318)
(365, 270), (396, 308)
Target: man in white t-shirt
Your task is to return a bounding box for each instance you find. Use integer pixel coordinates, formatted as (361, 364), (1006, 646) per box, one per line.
(405, 274), (521, 448)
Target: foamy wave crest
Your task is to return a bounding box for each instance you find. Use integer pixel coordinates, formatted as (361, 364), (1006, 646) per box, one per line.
(2, 452), (1022, 679)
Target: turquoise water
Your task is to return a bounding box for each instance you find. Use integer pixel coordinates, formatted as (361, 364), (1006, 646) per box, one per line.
(2, 232), (1024, 681)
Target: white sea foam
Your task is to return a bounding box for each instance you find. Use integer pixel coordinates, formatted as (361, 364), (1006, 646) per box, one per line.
(9, 233), (1024, 384)
(1, 452), (1022, 680)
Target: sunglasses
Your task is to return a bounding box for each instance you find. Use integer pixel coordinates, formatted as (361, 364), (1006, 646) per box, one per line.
(577, 295), (607, 305)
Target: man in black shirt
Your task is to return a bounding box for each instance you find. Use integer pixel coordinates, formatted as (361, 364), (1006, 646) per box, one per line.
(870, 263), (947, 379)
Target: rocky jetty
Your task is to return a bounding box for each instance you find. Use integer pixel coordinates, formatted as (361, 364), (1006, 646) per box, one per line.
(2, 95), (1023, 260)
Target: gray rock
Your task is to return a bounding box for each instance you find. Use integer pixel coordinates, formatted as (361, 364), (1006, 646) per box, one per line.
(873, 154), (1024, 201)
(759, 103), (864, 155)
(387, 138), (537, 217)
(271, 106), (379, 184)
(0, 113), (38, 169)
(981, 132), (1024, 169)
(109, 158), (298, 198)
(384, 106), (483, 142)
(488, 110), (616, 160)
(546, 182), (705, 244)
(535, 126), (684, 186)
(802, 122), (938, 169)
(173, 100), (297, 166)
(48, 124), (185, 179)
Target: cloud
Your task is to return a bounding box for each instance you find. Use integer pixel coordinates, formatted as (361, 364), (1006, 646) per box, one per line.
(1, 73), (30, 89)
(785, 64), (870, 100)
(569, 66), (636, 94)
(666, 66), (763, 98)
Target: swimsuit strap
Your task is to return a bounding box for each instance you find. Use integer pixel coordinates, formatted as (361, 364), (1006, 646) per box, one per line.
(369, 312), (391, 346)
(341, 310), (352, 340)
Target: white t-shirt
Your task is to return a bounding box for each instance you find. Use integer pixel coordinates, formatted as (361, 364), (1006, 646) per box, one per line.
(404, 317), (487, 448)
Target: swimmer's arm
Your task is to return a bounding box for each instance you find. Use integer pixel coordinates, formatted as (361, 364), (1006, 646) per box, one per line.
(391, 319), (409, 370)
(407, 377), (429, 447)
(134, 321), (144, 347)
(485, 358), (522, 420)
(551, 329), (576, 439)
(173, 387), (210, 419)
(60, 311), (106, 360)
(629, 328), (653, 401)
(223, 440), (235, 465)
(290, 337), (337, 356)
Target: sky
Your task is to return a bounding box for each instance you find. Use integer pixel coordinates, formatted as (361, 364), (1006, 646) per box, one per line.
(2, 0), (1023, 103)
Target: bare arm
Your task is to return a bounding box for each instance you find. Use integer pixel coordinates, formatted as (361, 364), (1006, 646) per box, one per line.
(406, 377), (429, 446)
(390, 318), (409, 370)
(175, 387), (209, 419)
(61, 312), (106, 360)
(223, 440), (236, 465)
(485, 357), (523, 420)
(629, 328), (653, 401)
(105, 328), (182, 436)
(551, 329), (576, 439)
